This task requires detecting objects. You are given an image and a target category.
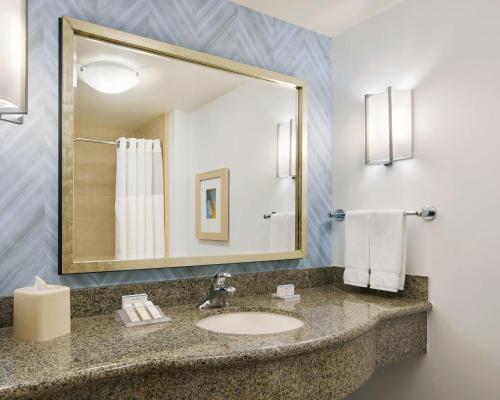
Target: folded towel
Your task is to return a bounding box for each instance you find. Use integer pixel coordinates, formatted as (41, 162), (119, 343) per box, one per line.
(343, 211), (371, 287)
(269, 213), (295, 252)
(369, 210), (407, 292)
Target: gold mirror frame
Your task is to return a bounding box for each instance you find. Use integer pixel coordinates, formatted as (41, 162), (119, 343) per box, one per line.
(59, 16), (307, 274)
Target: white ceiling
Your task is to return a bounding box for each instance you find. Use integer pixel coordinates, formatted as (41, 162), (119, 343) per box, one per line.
(75, 36), (254, 130)
(232, 0), (405, 37)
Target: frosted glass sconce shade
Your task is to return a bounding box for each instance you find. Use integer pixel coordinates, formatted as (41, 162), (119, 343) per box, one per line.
(365, 87), (413, 165)
(277, 119), (296, 178)
(0, 0), (27, 124)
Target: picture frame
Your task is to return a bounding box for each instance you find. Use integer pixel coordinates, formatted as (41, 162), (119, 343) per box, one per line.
(195, 168), (229, 241)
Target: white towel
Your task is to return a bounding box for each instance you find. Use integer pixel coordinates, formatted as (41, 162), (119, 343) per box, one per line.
(369, 210), (407, 292)
(269, 213), (295, 252)
(343, 211), (370, 287)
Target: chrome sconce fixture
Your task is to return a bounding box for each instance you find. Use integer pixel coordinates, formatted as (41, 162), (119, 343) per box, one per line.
(365, 87), (412, 166)
(277, 118), (296, 178)
(0, 0), (28, 125)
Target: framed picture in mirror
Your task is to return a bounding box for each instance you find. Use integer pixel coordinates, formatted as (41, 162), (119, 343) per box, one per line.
(195, 168), (229, 241)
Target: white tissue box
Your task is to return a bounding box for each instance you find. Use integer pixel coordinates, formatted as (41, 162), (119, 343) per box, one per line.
(13, 278), (71, 342)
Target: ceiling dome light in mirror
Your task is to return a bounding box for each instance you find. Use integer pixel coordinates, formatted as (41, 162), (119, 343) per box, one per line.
(78, 61), (139, 94)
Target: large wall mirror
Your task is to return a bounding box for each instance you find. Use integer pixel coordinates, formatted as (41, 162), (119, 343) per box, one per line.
(59, 17), (307, 274)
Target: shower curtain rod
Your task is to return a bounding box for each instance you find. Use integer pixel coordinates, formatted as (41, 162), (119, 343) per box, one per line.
(73, 137), (116, 145)
(73, 137), (162, 148)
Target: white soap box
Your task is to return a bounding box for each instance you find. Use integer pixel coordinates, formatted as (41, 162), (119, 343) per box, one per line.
(273, 284), (300, 301)
(277, 284), (295, 297)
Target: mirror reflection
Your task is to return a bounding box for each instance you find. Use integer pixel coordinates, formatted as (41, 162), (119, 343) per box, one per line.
(73, 36), (298, 262)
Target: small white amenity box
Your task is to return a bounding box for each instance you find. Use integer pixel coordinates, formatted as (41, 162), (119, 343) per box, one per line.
(277, 284), (295, 297)
(13, 277), (71, 342)
(272, 284), (301, 302)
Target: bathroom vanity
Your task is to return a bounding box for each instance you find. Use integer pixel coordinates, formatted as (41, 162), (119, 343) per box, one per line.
(0, 268), (430, 400)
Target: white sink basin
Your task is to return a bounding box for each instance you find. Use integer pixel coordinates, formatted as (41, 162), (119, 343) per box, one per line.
(196, 312), (304, 335)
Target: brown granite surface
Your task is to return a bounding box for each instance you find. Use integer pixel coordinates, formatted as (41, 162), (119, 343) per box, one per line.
(35, 328), (378, 400)
(0, 285), (431, 400)
(0, 266), (427, 328)
(331, 266), (428, 301)
(0, 296), (13, 329)
(69, 266), (337, 320)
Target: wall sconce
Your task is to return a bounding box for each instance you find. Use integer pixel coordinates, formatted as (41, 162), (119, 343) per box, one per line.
(365, 87), (412, 166)
(0, 0), (28, 125)
(276, 119), (296, 178)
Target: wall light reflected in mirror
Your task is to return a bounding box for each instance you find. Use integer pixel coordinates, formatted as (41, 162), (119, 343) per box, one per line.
(365, 87), (413, 166)
(277, 119), (296, 178)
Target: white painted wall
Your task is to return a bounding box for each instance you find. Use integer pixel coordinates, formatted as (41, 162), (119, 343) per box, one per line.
(169, 110), (192, 256)
(169, 82), (296, 256)
(331, 0), (500, 398)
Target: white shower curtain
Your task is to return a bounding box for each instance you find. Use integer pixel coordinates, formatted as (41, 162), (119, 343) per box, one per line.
(115, 137), (165, 260)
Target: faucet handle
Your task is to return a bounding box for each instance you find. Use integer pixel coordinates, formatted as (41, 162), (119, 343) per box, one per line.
(213, 272), (231, 288)
(225, 286), (236, 295)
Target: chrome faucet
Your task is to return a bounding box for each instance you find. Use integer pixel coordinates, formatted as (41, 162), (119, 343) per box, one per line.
(198, 272), (236, 309)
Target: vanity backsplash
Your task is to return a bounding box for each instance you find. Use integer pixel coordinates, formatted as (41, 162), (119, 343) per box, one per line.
(0, 267), (428, 328)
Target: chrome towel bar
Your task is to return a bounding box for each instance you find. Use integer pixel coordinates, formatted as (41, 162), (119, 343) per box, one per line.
(328, 206), (437, 222)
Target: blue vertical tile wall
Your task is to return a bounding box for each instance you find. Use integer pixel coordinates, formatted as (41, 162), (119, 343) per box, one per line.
(0, 0), (332, 295)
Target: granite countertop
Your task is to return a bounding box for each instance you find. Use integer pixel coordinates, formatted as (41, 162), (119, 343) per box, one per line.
(0, 285), (431, 399)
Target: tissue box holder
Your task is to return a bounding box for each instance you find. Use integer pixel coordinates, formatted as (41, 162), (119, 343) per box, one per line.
(13, 284), (71, 342)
